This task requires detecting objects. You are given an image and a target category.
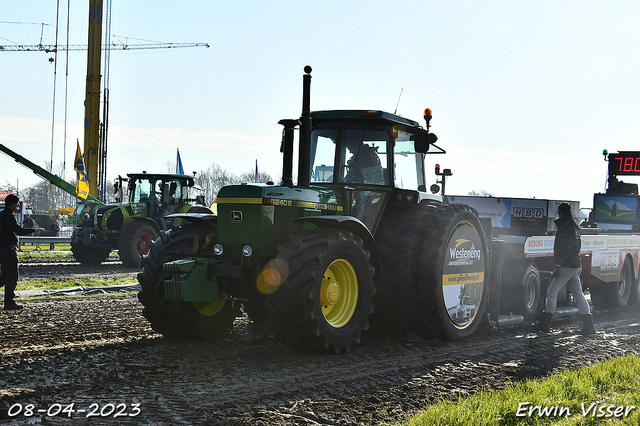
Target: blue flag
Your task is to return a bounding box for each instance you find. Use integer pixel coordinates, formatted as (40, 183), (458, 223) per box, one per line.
(176, 149), (184, 175)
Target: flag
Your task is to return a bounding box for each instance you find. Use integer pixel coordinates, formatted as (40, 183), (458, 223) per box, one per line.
(74, 141), (89, 199)
(255, 159), (259, 183)
(176, 149), (184, 175)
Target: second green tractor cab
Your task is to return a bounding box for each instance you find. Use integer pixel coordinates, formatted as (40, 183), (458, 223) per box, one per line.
(71, 172), (211, 266)
(138, 66), (489, 353)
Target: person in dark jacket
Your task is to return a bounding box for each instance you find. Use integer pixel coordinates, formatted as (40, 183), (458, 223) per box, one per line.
(344, 140), (385, 185)
(0, 194), (43, 310)
(537, 202), (595, 334)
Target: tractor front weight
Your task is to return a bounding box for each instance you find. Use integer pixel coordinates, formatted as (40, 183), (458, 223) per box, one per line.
(163, 258), (219, 303)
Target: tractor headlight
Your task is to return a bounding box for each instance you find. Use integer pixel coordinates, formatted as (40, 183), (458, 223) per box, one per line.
(396, 190), (418, 204)
(214, 243), (224, 256)
(241, 244), (253, 258)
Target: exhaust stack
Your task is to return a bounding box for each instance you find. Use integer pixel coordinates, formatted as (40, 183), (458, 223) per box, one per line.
(278, 119), (298, 188)
(297, 65), (312, 186)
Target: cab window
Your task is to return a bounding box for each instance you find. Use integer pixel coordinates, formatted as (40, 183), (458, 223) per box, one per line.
(393, 130), (422, 190)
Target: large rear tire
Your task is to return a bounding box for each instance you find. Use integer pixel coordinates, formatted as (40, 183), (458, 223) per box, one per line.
(591, 257), (633, 309)
(418, 204), (489, 340)
(137, 225), (240, 340)
(262, 230), (375, 353)
(118, 221), (160, 267)
(372, 204), (429, 335)
(71, 242), (110, 265)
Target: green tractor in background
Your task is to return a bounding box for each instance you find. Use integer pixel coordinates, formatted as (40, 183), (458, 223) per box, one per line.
(138, 66), (490, 353)
(71, 172), (211, 267)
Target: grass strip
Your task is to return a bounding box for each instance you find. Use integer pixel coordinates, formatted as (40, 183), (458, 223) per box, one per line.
(17, 276), (137, 292)
(18, 248), (119, 259)
(394, 354), (639, 426)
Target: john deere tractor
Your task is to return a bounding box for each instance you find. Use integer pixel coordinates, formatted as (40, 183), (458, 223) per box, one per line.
(71, 172), (211, 267)
(138, 66), (489, 353)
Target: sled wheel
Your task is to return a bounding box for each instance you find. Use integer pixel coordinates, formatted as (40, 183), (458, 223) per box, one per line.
(520, 265), (542, 321)
(628, 264), (640, 307)
(591, 257), (633, 309)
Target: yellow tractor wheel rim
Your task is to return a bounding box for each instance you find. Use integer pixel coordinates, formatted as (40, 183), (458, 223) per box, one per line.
(193, 290), (226, 316)
(320, 258), (358, 328)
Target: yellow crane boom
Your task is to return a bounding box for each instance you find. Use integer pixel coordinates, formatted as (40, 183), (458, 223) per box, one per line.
(83, 0), (103, 199)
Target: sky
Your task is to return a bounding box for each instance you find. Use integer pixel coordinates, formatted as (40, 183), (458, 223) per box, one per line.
(1, 1), (640, 209)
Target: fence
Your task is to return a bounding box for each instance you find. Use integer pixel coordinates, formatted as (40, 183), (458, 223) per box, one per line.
(18, 226), (74, 250)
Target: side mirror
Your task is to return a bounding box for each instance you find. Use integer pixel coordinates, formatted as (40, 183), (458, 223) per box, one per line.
(412, 132), (438, 153)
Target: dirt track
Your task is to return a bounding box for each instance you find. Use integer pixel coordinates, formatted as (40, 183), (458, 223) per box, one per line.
(1, 258), (640, 425)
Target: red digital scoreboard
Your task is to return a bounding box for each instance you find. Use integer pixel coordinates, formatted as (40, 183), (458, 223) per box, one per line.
(608, 152), (640, 176)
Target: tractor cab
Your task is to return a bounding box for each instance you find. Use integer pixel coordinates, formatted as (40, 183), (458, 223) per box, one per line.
(299, 111), (445, 230)
(281, 67), (444, 188)
(307, 111), (445, 189)
(127, 173), (201, 216)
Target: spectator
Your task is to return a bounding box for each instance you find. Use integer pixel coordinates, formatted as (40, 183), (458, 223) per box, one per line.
(49, 220), (60, 236)
(0, 194), (44, 310)
(23, 214), (34, 228)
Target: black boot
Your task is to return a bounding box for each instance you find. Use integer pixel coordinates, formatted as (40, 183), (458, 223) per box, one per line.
(534, 312), (553, 333)
(580, 314), (596, 335)
(4, 301), (23, 310)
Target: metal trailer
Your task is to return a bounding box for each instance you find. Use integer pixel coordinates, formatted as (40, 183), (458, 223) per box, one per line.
(448, 160), (640, 325)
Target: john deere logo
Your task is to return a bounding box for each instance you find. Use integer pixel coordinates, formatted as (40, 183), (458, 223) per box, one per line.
(230, 211), (243, 223)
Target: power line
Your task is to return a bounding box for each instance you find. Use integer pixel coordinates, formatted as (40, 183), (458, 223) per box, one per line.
(0, 41), (209, 52)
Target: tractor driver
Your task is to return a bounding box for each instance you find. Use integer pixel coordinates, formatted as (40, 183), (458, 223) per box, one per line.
(344, 138), (385, 185)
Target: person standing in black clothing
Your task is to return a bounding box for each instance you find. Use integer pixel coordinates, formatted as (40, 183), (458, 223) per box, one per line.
(23, 213), (34, 228)
(537, 202), (595, 335)
(0, 194), (42, 310)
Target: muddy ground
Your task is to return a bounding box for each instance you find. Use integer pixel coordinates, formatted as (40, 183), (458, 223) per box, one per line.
(1, 256), (640, 425)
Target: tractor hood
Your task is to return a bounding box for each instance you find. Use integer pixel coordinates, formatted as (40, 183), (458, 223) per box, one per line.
(214, 183), (344, 261)
(216, 183), (344, 213)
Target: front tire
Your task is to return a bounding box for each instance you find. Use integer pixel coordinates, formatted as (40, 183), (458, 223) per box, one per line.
(418, 204), (489, 340)
(137, 225), (240, 340)
(71, 241), (110, 265)
(262, 230), (375, 353)
(119, 221), (160, 267)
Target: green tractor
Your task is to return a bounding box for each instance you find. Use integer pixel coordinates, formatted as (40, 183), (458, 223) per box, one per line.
(138, 66), (490, 353)
(71, 172), (211, 267)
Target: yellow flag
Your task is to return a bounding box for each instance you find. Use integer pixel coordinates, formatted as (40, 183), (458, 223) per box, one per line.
(74, 142), (89, 199)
